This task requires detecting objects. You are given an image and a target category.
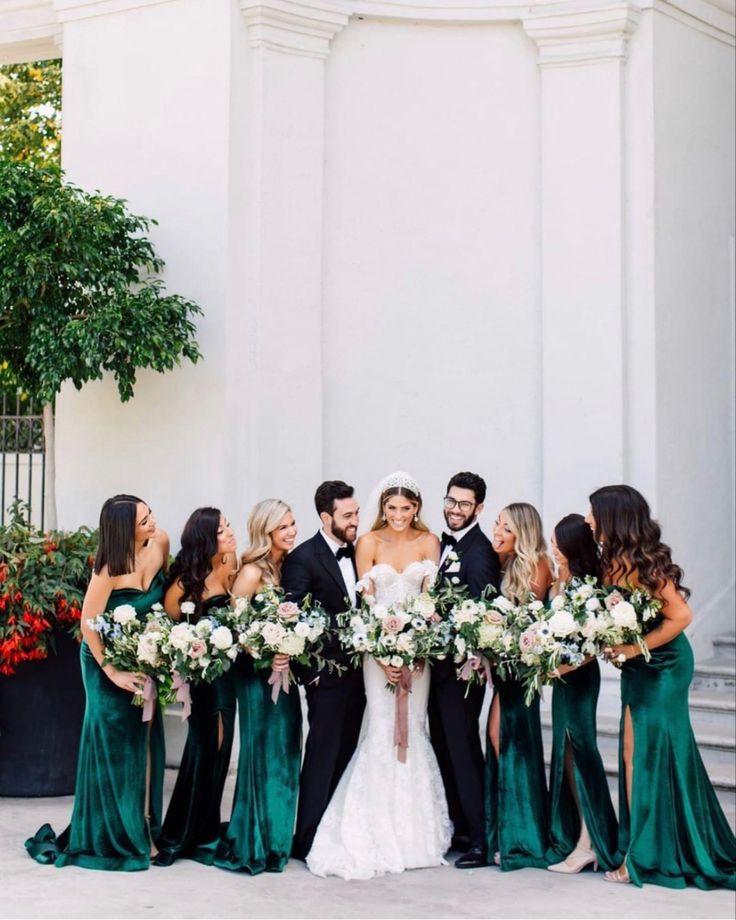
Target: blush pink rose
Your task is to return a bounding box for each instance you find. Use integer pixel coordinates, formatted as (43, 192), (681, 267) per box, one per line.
(277, 602), (300, 622)
(486, 610), (504, 625)
(605, 590), (624, 610)
(519, 629), (536, 652)
(382, 615), (404, 634)
(189, 639), (206, 659)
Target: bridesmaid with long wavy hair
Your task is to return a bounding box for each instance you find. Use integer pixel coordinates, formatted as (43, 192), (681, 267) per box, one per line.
(590, 484), (735, 889)
(155, 507), (238, 866)
(486, 502), (553, 870)
(26, 494), (169, 870)
(546, 513), (619, 874)
(214, 499), (302, 875)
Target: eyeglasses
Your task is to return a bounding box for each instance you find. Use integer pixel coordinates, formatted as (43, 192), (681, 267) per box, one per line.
(444, 496), (476, 513)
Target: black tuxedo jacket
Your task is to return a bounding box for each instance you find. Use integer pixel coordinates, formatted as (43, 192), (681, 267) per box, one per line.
(437, 523), (501, 599)
(281, 531), (356, 670)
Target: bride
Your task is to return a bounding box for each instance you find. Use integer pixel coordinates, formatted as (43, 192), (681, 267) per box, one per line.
(306, 472), (452, 879)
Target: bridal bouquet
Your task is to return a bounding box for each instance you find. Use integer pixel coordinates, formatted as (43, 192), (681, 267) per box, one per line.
(234, 585), (332, 700)
(445, 591), (503, 693)
(338, 591), (451, 678)
(88, 602), (172, 719)
(593, 585), (662, 665)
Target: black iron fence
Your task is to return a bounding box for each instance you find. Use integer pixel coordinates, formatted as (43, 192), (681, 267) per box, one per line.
(0, 394), (46, 528)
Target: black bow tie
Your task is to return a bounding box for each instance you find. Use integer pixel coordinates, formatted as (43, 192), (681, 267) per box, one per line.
(336, 545), (355, 562)
(441, 532), (458, 549)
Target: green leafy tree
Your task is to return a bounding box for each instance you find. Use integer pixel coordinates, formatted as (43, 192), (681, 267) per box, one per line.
(0, 158), (203, 526)
(0, 60), (61, 169)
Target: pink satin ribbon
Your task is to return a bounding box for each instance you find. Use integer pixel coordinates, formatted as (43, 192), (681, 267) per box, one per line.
(394, 666), (413, 763)
(459, 653), (492, 685)
(268, 667), (290, 703)
(141, 675), (156, 723)
(172, 671), (192, 721)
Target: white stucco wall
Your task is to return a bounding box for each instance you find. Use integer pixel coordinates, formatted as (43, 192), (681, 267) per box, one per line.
(322, 19), (541, 532)
(652, 10), (736, 652)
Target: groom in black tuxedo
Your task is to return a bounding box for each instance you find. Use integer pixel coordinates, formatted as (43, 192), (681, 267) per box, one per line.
(282, 480), (366, 861)
(429, 471), (501, 868)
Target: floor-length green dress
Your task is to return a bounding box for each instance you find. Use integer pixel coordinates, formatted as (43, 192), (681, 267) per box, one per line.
(155, 594), (236, 866)
(485, 672), (549, 869)
(214, 652), (302, 874)
(618, 633), (736, 889)
(25, 572), (166, 871)
(546, 659), (619, 870)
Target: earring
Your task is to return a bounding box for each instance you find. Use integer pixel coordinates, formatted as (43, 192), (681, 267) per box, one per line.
(221, 554), (228, 566)
(382, 513), (386, 522)
(414, 514), (418, 523)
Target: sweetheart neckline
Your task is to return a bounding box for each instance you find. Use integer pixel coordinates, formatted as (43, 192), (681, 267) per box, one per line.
(366, 560), (435, 577)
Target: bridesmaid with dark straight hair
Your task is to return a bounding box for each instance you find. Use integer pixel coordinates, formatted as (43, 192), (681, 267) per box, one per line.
(26, 494), (169, 870)
(155, 507), (238, 866)
(546, 513), (619, 874)
(589, 484), (735, 889)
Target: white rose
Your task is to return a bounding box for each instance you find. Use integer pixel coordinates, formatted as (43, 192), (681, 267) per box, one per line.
(350, 615), (365, 630)
(260, 622), (287, 646)
(233, 597), (249, 613)
(169, 622), (195, 650)
(136, 633), (159, 665)
(180, 601), (196, 617)
(529, 600), (544, 613)
(478, 623), (502, 647)
(547, 610), (577, 638)
(611, 601), (637, 630)
(112, 604), (137, 626)
(390, 655), (404, 668)
(195, 619), (212, 637)
(453, 608), (478, 626)
(455, 636), (467, 656)
(585, 597), (601, 612)
(578, 583), (594, 599)
(294, 622), (311, 639)
(211, 626), (234, 650)
(415, 594), (436, 618)
(551, 594), (566, 611)
(581, 616), (600, 639)
(226, 646), (238, 661)
(493, 596), (515, 614)
(373, 604), (388, 619)
(396, 633), (415, 655)
(279, 633), (305, 656)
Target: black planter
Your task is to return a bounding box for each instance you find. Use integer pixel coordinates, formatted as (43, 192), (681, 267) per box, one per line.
(0, 631), (85, 796)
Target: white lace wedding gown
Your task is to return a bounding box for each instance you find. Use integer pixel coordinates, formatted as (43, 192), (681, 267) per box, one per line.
(306, 560), (452, 880)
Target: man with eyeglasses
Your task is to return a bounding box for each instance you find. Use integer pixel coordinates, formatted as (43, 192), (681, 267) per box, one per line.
(429, 471), (500, 869)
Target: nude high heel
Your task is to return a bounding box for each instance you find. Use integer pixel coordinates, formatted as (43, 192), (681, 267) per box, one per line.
(547, 846), (598, 874)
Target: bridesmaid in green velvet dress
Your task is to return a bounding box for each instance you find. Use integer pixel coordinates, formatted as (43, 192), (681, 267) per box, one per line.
(26, 494), (169, 871)
(590, 484), (735, 889)
(486, 502), (553, 870)
(154, 507), (238, 866)
(214, 498), (302, 875)
(546, 513), (619, 875)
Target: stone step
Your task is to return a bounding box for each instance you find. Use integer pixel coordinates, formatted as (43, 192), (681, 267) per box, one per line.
(712, 633), (735, 661)
(691, 658), (736, 691)
(687, 688), (736, 735)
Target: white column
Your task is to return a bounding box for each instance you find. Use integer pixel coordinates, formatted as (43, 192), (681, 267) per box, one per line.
(229, 0), (349, 529)
(524, 2), (639, 526)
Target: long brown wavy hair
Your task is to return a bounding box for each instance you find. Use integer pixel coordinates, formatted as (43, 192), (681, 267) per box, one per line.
(371, 486), (430, 534)
(589, 485), (690, 599)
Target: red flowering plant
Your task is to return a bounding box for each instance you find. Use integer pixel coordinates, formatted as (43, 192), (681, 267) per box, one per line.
(0, 502), (97, 675)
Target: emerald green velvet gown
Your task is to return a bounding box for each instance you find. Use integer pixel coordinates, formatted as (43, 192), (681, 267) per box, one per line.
(25, 571), (166, 871)
(214, 652), (302, 874)
(546, 659), (619, 870)
(618, 633), (735, 889)
(485, 672), (549, 869)
(155, 594), (236, 866)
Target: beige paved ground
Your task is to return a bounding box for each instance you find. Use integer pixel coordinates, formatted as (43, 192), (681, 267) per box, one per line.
(1, 772), (734, 920)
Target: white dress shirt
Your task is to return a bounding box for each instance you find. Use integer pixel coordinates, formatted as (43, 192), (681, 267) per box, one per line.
(320, 529), (357, 606)
(439, 520), (479, 566)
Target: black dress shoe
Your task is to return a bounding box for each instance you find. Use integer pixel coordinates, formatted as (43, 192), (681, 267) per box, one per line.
(454, 847), (488, 869)
(450, 834), (471, 852)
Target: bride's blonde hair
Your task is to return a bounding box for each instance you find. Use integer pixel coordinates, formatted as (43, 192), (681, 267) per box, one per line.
(500, 502), (549, 604)
(371, 486), (430, 534)
(240, 498), (292, 586)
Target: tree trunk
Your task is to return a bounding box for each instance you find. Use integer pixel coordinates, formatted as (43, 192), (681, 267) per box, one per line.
(42, 402), (57, 530)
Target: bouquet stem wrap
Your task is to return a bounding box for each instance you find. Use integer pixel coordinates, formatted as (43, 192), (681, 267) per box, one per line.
(459, 653), (492, 686)
(394, 666), (413, 763)
(268, 667), (290, 703)
(141, 675), (157, 723)
(172, 671), (192, 720)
